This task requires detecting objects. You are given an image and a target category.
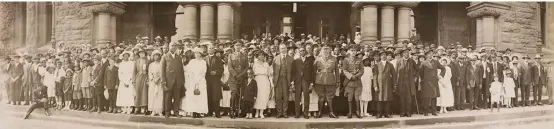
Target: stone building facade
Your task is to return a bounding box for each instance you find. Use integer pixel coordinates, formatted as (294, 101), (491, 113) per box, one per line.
(0, 2), (551, 56)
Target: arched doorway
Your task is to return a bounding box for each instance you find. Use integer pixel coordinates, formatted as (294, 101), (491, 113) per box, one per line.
(414, 2), (472, 47)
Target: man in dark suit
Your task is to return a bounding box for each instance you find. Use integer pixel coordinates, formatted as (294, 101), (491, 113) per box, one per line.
(479, 54), (493, 109)
(206, 47), (224, 118)
(91, 49), (109, 113)
(103, 55), (118, 113)
(161, 42), (185, 118)
(375, 51), (396, 118)
(468, 55), (483, 110)
(532, 55), (547, 105)
(292, 46), (315, 119)
(227, 42), (249, 119)
(455, 55), (470, 110)
(449, 53), (460, 110)
(8, 55), (24, 105)
(273, 43), (293, 118)
(492, 56), (505, 82)
(519, 55), (533, 106)
(396, 49), (417, 117)
(418, 50), (444, 116)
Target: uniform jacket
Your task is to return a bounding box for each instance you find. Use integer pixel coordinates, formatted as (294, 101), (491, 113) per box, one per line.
(161, 52), (185, 91)
(314, 55), (340, 86)
(227, 52), (249, 85)
(342, 56), (364, 88)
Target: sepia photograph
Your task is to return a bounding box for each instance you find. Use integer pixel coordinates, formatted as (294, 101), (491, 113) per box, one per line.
(0, 0), (553, 129)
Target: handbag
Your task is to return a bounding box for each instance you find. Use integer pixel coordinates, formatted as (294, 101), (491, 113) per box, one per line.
(194, 84), (201, 95)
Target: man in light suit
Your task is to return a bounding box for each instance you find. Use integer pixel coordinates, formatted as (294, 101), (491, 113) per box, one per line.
(161, 42), (185, 118)
(273, 43), (293, 118)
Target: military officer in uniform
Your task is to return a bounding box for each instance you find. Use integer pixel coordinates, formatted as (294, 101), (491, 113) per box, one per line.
(227, 42), (249, 119)
(314, 44), (340, 118)
(342, 45), (364, 118)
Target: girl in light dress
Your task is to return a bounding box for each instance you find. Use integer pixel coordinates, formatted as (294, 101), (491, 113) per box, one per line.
(437, 58), (454, 114)
(220, 61), (231, 116)
(360, 57), (373, 117)
(116, 51), (135, 114)
(503, 69), (516, 108)
(489, 75), (503, 112)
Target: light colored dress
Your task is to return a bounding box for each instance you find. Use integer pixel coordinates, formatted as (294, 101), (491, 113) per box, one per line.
(253, 60), (271, 110)
(41, 70), (56, 97)
(437, 66), (454, 107)
(220, 65), (231, 108)
(360, 66), (373, 101)
(503, 76), (516, 98)
(181, 58), (208, 113)
(147, 61), (163, 112)
(490, 81), (503, 103)
(117, 60), (135, 107)
(308, 89), (319, 111)
(267, 67), (276, 109)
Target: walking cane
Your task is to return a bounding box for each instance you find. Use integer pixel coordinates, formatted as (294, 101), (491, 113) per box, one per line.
(414, 93), (420, 114)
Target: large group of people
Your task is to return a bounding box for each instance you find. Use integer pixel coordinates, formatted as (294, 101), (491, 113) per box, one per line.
(1, 33), (551, 120)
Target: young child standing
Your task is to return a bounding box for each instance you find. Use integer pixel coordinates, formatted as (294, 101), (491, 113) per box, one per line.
(72, 67), (83, 110)
(489, 75), (503, 112)
(62, 69), (73, 111)
(242, 69), (257, 119)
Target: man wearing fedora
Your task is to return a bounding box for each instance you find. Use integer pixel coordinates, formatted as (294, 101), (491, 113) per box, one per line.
(519, 55), (533, 106)
(532, 55), (547, 105)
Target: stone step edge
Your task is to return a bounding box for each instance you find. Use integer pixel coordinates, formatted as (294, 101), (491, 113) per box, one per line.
(2, 111), (216, 129)
(406, 114), (554, 129)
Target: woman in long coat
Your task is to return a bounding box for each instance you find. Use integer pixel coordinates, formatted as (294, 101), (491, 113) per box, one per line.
(133, 49), (149, 114)
(148, 50), (163, 116)
(182, 47), (208, 118)
(116, 51), (135, 114)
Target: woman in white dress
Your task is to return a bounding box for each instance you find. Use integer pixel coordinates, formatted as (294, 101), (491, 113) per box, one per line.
(360, 57), (373, 117)
(147, 50), (163, 116)
(252, 52), (271, 118)
(181, 47), (208, 118)
(116, 51), (135, 114)
(437, 58), (454, 113)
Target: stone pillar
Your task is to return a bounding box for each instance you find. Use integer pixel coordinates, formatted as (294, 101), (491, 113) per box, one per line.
(111, 15), (117, 43)
(234, 6), (241, 39)
(182, 4), (198, 41)
(172, 5), (185, 43)
(360, 4), (377, 45)
(397, 7), (411, 43)
(476, 18), (482, 48)
(84, 2), (126, 47)
(0, 3), (16, 51)
(200, 3), (214, 42)
(25, 2), (39, 47)
(97, 13), (111, 43)
(547, 3), (554, 50)
(467, 2), (510, 50)
(380, 5), (395, 45)
(481, 16), (495, 48)
(217, 2), (233, 41)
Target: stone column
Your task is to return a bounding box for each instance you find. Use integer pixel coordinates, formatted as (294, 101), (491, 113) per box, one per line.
(182, 4), (198, 41)
(25, 2), (39, 47)
(200, 3), (214, 42)
(234, 6), (241, 39)
(84, 2), (126, 47)
(97, 13), (111, 43)
(397, 7), (411, 43)
(217, 2), (233, 41)
(467, 2), (510, 50)
(380, 5), (395, 45)
(360, 4), (378, 45)
(111, 15), (117, 43)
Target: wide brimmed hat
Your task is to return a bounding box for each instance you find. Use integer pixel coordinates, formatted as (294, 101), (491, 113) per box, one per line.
(192, 47), (203, 53)
(534, 54), (542, 59)
(151, 50), (162, 57)
(119, 51), (133, 59)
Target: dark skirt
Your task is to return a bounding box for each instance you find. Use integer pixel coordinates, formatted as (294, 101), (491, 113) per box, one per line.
(55, 82), (64, 96)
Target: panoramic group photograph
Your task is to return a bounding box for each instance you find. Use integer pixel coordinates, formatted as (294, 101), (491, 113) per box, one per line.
(0, 1), (553, 129)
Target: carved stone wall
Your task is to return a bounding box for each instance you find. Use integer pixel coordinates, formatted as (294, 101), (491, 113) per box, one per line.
(499, 2), (540, 54)
(437, 2), (471, 47)
(121, 2), (153, 41)
(53, 2), (93, 47)
(0, 2), (16, 55)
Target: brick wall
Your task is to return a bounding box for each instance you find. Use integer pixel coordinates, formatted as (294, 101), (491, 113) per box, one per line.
(499, 2), (540, 54)
(53, 2), (93, 48)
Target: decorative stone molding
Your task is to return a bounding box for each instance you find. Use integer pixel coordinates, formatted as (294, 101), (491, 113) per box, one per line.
(180, 2), (241, 7)
(352, 2), (419, 8)
(81, 2), (126, 15)
(466, 2), (510, 18)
